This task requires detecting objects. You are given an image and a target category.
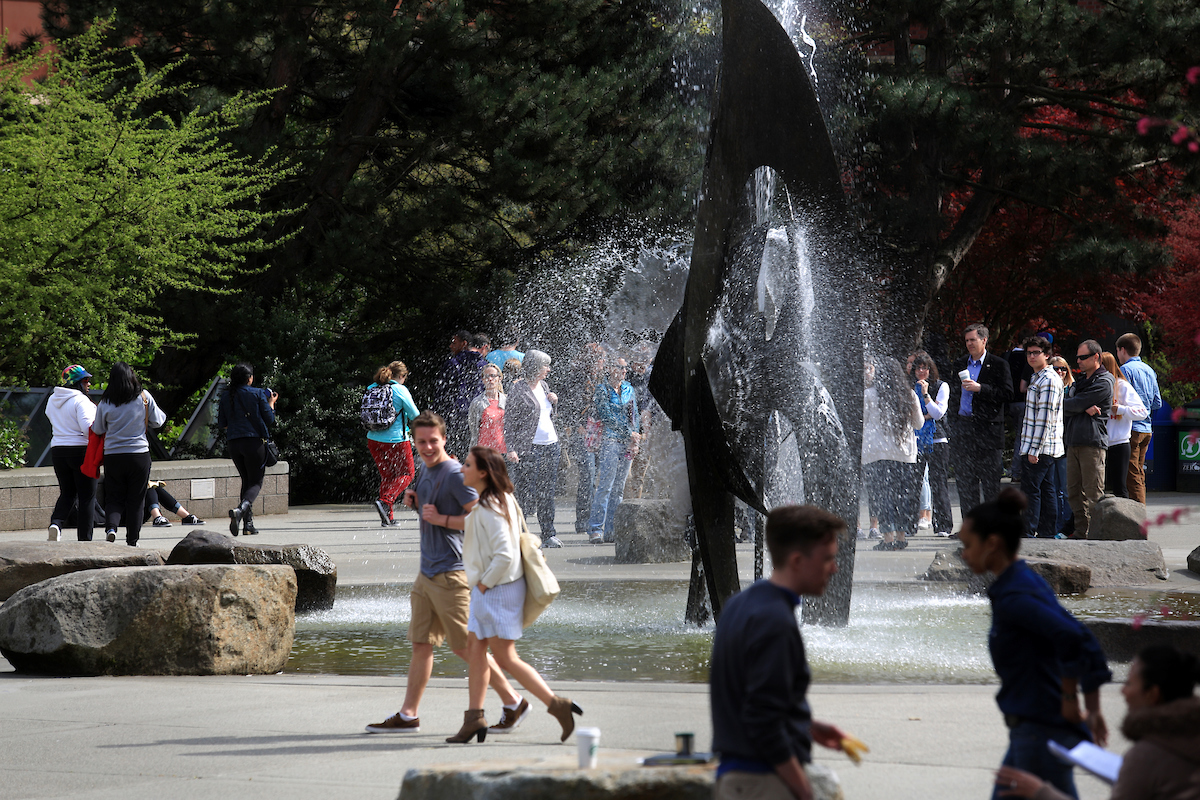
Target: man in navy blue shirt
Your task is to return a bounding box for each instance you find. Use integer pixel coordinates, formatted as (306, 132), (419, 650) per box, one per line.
(710, 505), (852, 800)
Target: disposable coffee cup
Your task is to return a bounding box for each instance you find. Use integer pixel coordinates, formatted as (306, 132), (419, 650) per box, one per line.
(577, 727), (601, 769)
(958, 369), (971, 382)
(675, 732), (695, 756)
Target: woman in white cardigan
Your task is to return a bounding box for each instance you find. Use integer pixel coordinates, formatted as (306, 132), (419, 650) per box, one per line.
(448, 446), (582, 745)
(1100, 351), (1148, 499)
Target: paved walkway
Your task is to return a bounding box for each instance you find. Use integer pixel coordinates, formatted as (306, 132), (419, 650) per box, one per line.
(1, 491), (1197, 799)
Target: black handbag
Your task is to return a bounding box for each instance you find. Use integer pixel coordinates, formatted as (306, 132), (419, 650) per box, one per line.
(264, 439), (280, 467)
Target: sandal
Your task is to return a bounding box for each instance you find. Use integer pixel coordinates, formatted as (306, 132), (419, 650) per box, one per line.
(872, 541), (893, 551)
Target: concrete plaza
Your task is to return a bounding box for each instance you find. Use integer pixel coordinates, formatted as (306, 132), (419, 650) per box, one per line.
(2, 491), (1197, 800)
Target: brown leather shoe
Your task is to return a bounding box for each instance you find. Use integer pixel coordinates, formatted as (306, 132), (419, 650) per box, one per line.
(364, 712), (419, 733)
(445, 709), (488, 744)
(488, 699), (531, 734)
(547, 696), (583, 742)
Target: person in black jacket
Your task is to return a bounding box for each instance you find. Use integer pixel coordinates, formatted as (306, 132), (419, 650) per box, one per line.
(216, 362), (277, 536)
(1063, 339), (1115, 539)
(710, 505), (854, 800)
(948, 323), (1014, 512)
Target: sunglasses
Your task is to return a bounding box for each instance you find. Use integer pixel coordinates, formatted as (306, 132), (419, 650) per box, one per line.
(1053, 366), (1069, 373)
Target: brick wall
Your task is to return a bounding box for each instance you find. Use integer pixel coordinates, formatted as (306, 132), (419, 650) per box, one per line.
(0, 459), (288, 531)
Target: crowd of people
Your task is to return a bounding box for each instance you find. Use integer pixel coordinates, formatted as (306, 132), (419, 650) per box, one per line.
(863, 326), (1163, 548)
(364, 329), (656, 548)
(45, 359), (277, 545)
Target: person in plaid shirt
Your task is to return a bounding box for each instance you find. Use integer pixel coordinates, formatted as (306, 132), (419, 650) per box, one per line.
(1017, 336), (1065, 537)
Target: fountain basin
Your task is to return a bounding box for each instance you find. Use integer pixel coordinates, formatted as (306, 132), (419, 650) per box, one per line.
(288, 582), (1198, 684)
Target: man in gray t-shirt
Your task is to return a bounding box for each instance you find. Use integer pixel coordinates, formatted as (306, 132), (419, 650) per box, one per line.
(414, 458), (476, 577)
(365, 412), (520, 734)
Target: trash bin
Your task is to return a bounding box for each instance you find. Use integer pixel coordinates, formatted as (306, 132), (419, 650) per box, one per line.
(1176, 400), (1200, 494)
(1146, 403), (1177, 492)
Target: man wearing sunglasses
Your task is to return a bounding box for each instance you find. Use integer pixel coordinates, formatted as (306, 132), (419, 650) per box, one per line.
(1062, 340), (1114, 538)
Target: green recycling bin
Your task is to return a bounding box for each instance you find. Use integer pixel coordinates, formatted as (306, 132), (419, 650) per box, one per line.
(1177, 402), (1200, 493)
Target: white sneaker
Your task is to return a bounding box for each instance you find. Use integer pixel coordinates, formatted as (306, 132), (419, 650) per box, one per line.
(935, 530), (951, 538)
(48, 523), (62, 541)
(106, 530), (117, 543)
(856, 527), (868, 540)
(918, 519), (932, 530)
(868, 528), (882, 539)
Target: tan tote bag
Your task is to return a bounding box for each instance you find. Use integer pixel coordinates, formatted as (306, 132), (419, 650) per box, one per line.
(514, 499), (560, 627)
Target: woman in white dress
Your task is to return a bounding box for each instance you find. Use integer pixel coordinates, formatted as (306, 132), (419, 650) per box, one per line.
(446, 446), (583, 744)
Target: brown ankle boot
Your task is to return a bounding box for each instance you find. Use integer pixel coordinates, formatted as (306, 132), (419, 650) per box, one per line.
(547, 696), (583, 742)
(445, 709), (488, 744)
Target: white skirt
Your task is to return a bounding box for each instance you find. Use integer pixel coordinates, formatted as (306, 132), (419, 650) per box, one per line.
(467, 577), (526, 641)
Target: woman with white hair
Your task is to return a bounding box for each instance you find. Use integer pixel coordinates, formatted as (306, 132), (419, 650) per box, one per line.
(502, 350), (563, 547)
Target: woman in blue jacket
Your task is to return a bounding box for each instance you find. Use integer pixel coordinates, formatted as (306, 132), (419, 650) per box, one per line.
(217, 362), (277, 536)
(586, 356), (640, 544)
(366, 361), (420, 526)
(959, 488), (1111, 799)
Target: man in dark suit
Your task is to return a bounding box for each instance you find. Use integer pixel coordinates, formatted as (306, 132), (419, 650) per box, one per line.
(948, 323), (1014, 517)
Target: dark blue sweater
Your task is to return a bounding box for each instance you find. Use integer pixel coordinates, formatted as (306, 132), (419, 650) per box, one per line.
(710, 580), (812, 770)
(988, 560), (1111, 735)
(217, 385), (275, 441)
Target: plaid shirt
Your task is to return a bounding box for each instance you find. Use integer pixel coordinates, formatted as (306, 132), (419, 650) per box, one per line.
(1019, 366), (1065, 458)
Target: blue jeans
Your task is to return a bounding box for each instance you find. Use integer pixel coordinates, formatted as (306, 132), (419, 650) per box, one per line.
(569, 431), (597, 534)
(588, 438), (632, 536)
(1020, 455), (1058, 537)
(992, 722), (1081, 800)
(1052, 456), (1073, 533)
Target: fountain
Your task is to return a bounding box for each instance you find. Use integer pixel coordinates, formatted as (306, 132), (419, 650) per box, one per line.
(650, 0), (864, 624)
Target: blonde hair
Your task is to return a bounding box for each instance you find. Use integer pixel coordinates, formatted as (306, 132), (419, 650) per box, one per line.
(1049, 356), (1074, 386)
(373, 360), (408, 385)
(482, 363), (504, 394)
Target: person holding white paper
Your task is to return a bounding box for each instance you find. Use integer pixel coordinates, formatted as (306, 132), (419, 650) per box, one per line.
(997, 644), (1200, 800)
(958, 488), (1112, 800)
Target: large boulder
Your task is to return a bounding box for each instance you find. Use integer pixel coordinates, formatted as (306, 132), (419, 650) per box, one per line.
(0, 542), (164, 602)
(167, 531), (336, 612)
(613, 499), (691, 564)
(0, 564), (295, 675)
(1019, 540), (1168, 585)
(921, 550), (1090, 594)
(399, 762), (840, 800)
(1084, 619), (1200, 662)
(1089, 497), (1147, 541)
(1188, 545), (1200, 576)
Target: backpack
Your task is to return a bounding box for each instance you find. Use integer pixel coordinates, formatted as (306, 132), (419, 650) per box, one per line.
(360, 384), (398, 431)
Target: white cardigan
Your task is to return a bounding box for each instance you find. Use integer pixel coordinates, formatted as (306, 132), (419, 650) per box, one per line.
(1108, 380), (1149, 447)
(463, 493), (524, 589)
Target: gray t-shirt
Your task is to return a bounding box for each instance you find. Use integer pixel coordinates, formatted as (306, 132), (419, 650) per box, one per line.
(415, 459), (479, 577)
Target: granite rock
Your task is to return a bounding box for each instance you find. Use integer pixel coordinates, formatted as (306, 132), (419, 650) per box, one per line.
(920, 549), (1090, 594)
(168, 532), (335, 612)
(0, 564), (295, 675)
(1089, 497), (1147, 541)
(613, 499), (691, 565)
(1084, 619), (1200, 662)
(1187, 545), (1200, 576)
(0, 542), (164, 602)
(399, 762), (840, 800)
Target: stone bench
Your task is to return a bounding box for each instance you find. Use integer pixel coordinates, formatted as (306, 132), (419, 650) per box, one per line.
(0, 458), (289, 532)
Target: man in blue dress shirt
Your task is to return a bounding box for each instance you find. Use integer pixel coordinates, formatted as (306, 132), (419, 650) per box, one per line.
(1116, 333), (1163, 504)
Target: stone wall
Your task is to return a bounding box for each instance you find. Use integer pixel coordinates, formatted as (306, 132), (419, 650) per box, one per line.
(0, 459), (289, 531)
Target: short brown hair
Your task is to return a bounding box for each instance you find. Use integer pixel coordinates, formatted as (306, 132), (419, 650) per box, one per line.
(964, 322), (989, 341)
(1116, 333), (1142, 357)
(765, 505), (845, 564)
(410, 410), (446, 438)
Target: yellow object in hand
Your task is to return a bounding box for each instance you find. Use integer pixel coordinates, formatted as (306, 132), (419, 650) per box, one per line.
(840, 734), (870, 765)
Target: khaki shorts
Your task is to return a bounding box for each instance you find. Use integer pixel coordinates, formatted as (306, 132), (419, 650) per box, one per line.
(408, 570), (470, 651)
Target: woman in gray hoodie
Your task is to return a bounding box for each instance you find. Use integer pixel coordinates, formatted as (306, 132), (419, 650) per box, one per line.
(90, 363), (167, 546)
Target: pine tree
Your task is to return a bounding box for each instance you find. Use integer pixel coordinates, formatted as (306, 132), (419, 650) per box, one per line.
(832, 0), (1200, 351)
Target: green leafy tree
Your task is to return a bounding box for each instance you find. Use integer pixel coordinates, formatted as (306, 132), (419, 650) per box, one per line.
(831, 0), (1200, 353)
(0, 23), (292, 383)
